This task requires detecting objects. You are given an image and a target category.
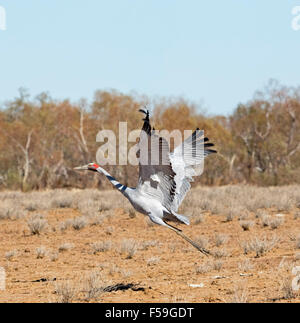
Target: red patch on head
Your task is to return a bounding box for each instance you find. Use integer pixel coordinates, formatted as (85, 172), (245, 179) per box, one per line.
(93, 163), (100, 169)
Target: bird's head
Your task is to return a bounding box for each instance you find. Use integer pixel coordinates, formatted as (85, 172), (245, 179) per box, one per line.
(74, 163), (100, 172)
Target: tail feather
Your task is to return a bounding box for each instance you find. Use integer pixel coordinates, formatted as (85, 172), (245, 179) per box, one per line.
(172, 212), (190, 225)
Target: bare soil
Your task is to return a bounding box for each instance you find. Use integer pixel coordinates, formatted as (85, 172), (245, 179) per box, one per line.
(0, 190), (300, 303)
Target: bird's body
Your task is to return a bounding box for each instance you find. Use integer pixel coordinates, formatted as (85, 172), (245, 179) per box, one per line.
(90, 167), (176, 225)
(127, 188), (165, 220)
(75, 109), (217, 255)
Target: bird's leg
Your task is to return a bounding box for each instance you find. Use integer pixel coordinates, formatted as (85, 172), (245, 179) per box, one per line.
(166, 225), (211, 256)
(149, 216), (210, 256)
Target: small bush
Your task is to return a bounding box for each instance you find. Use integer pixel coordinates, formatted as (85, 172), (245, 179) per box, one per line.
(105, 226), (114, 235)
(5, 250), (17, 261)
(90, 215), (104, 226)
(281, 278), (295, 300)
(128, 209), (136, 219)
(98, 203), (110, 213)
(140, 240), (158, 250)
(36, 246), (47, 259)
(294, 211), (300, 220)
(82, 271), (106, 301)
(212, 260), (223, 271)
(242, 235), (280, 258)
(54, 281), (77, 303)
(213, 249), (228, 259)
(238, 211), (251, 221)
(71, 216), (87, 230)
(58, 220), (72, 232)
(146, 257), (160, 266)
(255, 209), (267, 219)
(215, 234), (228, 247)
(231, 281), (248, 303)
(238, 259), (253, 272)
(120, 239), (138, 259)
(196, 237), (209, 250)
(27, 215), (48, 235)
(193, 214), (205, 225)
(0, 207), (10, 220)
(195, 263), (211, 274)
(224, 209), (235, 222)
(261, 215), (270, 227)
(58, 243), (74, 253)
(91, 241), (112, 254)
(269, 218), (284, 230)
(275, 197), (293, 212)
(239, 220), (254, 231)
(49, 252), (59, 262)
(51, 196), (73, 209)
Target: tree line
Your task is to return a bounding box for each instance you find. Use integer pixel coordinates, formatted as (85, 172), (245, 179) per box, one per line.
(0, 80), (299, 191)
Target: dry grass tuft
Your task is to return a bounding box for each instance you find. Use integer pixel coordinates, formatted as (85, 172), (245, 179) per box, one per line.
(27, 215), (48, 235)
(120, 239), (138, 259)
(239, 220), (254, 231)
(238, 259), (254, 272)
(195, 263), (212, 274)
(49, 251), (59, 262)
(51, 196), (73, 209)
(0, 204), (25, 221)
(147, 256), (161, 266)
(212, 249), (228, 259)
(90, 215), (104, 226)
(281, 277), (295, 300)
(211, 260), (223, 271)
(193, 214), (205, 225)
(5, 250), (17, 261)
(214, 234), (228, 247)
(71, 216), (88, 230)
(242, 235), (280, 258)
(269, 217), (284, 230)
(294, 211), (300, 220)
(261, 215), (271, 227)
(231, 281), (248, 303)
(140, 240), (159, 251)
(58, 243), (74, 253)
(54, 280), (78, 303)
(196, 237), (209, 250)
(91, 241), (112, 254)
(128, 209), (136, 219)
(58, 220), (72, 232)
(82, 271), (106, 301)
(36, 246), (47, 259)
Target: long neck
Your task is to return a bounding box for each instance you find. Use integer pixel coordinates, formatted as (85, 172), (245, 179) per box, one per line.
(96, 167), (129, 196)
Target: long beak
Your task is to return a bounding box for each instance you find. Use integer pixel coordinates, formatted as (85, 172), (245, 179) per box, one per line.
(74, 164), (89, 170)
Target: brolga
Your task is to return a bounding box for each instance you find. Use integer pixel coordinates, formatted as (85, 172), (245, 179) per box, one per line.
(75, 109), (217, 256)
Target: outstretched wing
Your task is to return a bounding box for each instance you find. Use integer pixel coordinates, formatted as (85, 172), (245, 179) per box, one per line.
(169, 129), (217, 212)
(136, 109), (177, 212)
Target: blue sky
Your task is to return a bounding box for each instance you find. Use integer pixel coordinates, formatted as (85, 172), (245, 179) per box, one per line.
(0, 0), (300, 115)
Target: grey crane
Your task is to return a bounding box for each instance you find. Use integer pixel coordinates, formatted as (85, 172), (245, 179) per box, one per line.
(75, 109), (217, 255)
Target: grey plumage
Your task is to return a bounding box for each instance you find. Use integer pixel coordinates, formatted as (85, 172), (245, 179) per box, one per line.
(75, 109), (217, 255)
